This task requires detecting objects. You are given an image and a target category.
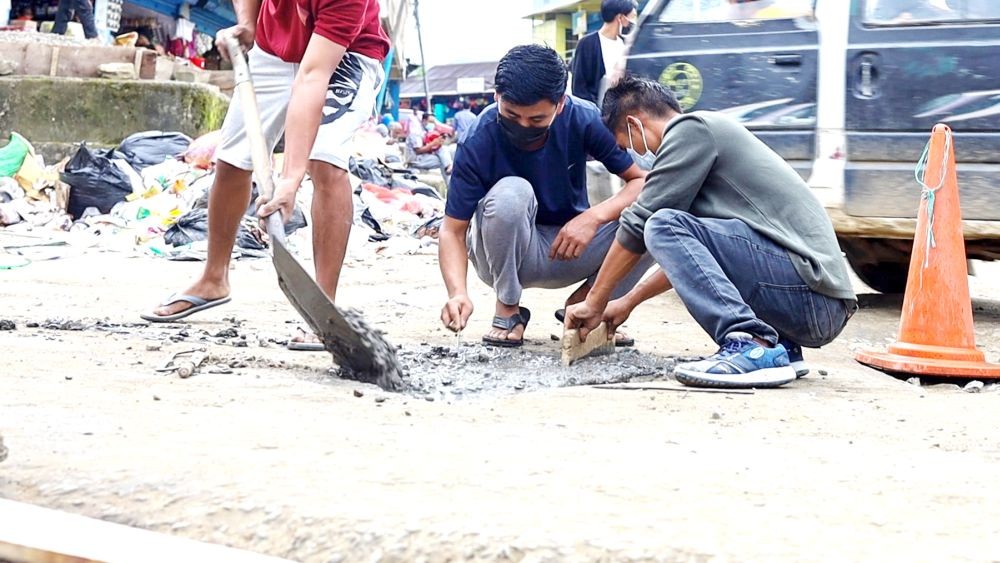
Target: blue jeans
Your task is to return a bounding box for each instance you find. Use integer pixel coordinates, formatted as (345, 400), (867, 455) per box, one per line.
(52, 0), (98, 39)
(644, 209), (854, 348)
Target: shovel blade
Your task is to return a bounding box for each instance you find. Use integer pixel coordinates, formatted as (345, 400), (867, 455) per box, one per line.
(271, 238), (404, 391)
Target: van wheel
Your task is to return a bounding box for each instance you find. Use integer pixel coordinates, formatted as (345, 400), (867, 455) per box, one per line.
(840, 238), (912, 294)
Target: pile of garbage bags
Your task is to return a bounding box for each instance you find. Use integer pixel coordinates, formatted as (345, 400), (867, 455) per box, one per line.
(0, 128), (446, 265)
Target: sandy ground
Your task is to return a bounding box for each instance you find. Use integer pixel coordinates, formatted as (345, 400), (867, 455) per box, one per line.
(2, 242), (1000, 562)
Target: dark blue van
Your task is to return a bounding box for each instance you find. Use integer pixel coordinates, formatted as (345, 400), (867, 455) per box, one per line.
(625, 0), (1000, 292)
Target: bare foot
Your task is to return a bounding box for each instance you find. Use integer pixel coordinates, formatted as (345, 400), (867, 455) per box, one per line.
(484, 302), (526, 344)
(151, 279), (230, 318)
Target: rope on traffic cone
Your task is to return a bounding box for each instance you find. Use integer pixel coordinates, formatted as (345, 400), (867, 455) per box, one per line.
(913, 128), (953, 270)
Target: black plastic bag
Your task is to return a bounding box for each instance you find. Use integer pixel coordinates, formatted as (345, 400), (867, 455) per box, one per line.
(188, 181), (308, 236)
(349, 157), (393, 187)
(62, 144), (135, 219)
(118, 131), (192, 171)
(164, 208), (267, 251)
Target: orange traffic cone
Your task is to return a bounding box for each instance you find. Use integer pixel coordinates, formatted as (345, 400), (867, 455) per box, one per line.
(855, 124), (1000, 379)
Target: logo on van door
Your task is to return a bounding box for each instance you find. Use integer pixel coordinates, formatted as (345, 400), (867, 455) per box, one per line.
(659, 62), (703, 111)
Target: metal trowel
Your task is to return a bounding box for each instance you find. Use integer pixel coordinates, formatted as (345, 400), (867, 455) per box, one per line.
(224, 36), (403, 391)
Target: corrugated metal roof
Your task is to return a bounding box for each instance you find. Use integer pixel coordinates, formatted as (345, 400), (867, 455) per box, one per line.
(399, 61), (499, 98)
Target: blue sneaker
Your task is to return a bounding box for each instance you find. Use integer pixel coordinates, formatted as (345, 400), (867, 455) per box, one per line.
(675, 333), (796, 389)
(779, 339), (809, 379)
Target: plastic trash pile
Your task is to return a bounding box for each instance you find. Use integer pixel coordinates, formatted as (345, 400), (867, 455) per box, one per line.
(0, 126), (446, 268)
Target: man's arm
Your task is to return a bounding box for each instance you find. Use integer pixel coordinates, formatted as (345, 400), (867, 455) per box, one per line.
(615, 118), (718, 255)
(602, 270), (672, 333)
(258, 34), (347, 219)
(439, 216), (474, 331)
(570, 36), (600, 103)
(549, 163), (645, 261)
(563, 239), (642, 338)
(414, 138), (443, 155)
(589, 163), (646, 223)
(280, 35), (347, 186)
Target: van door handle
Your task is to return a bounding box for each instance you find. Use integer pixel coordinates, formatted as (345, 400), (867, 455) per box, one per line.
(770, 54), (802, 66)
(859, 60), (876, 97)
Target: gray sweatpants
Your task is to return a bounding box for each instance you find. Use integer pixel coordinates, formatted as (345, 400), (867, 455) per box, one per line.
(467, 177), (656, 305)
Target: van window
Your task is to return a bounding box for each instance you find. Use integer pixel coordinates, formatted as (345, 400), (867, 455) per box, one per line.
(864, 0), (1000, 25)
(657, 0), (814, 23)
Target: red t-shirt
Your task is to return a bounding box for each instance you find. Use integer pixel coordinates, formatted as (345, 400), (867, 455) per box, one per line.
(256, 0), (391, 64)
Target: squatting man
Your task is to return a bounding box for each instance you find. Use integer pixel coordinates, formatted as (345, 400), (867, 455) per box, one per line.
(565, 75), (857, 389)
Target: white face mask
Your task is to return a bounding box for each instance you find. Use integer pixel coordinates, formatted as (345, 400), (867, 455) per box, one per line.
(627, 118), (655, 171)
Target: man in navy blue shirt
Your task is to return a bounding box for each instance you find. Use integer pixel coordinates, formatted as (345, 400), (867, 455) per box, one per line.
(438, 44), (653, 347)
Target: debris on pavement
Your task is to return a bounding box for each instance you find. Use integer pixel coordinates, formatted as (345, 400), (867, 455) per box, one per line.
(156, 349), (208, 379)
(963, 380), (985, 393)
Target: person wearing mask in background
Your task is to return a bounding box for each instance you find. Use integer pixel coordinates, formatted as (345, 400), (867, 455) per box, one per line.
(52, 0), (99, 40)
(438, 45), (654, 348)
(406, 111), (453, 177)
(570, 0), (638, 106)
(565, 75), (857, 389)
(142, 0), (390, 356)
(453, 100), (477, 146)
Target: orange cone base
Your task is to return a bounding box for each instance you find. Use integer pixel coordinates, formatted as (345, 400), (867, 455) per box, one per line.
(856, 350), (1000, 379)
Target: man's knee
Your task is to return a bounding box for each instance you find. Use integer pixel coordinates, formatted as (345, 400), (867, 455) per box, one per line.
(643, 208), (692, 248)
(482, 177), (535, 218)
(309, 161), (349, 188)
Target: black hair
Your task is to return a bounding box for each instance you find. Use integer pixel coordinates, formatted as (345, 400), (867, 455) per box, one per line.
(602, 74), (682, 132)
(601, 0), (637, 23)
(494, 44), (568, 106)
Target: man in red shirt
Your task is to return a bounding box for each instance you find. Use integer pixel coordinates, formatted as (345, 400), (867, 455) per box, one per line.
(142, 0), (390, 349)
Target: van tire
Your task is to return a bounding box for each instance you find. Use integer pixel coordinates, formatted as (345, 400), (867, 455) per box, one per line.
(840, 238), (912, 294)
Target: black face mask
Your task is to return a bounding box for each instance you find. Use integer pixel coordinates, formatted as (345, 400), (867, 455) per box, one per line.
(621, 22), (634, 36)
(497, 113), (552, 150)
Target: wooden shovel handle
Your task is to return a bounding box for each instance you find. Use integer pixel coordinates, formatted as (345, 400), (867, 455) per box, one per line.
(221, 35), (286, 244)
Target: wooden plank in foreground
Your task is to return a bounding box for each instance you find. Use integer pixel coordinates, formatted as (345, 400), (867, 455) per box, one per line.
(0, 499), (291, 563)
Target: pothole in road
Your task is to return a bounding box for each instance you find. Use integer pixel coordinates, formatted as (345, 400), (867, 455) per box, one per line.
(389, 342), (679, 400)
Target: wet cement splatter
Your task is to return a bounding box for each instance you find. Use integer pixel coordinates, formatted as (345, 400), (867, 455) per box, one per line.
(393, 342), (680, 400)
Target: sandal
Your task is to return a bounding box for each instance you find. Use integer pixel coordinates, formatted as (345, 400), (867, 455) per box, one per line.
(286, 327), (326, 351)
(482, 306), (531, 348)
(140, 294), (231, 323)
(554, 308), (635, 347)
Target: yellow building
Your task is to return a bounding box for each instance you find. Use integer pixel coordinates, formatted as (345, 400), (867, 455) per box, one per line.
(526, 0), (605, 60)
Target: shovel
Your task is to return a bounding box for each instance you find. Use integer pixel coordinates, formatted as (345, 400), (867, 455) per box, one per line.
(223, 36), (404, 391)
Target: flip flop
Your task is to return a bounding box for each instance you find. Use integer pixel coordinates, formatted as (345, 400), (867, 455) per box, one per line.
(555, 308), (635, 347)
(140, 294), (231, 323)
(288, 342), (325, 352)
(287, 328), (325, 352)
(482, 306), (531, 348)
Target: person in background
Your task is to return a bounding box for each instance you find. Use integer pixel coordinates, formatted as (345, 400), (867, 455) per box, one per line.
(389, 121), (405, 144)
(406, 111), (453, 176)
(453, 100), (477, 146)
(52, 0), (98, 40)
(570, 0), (638, 105)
